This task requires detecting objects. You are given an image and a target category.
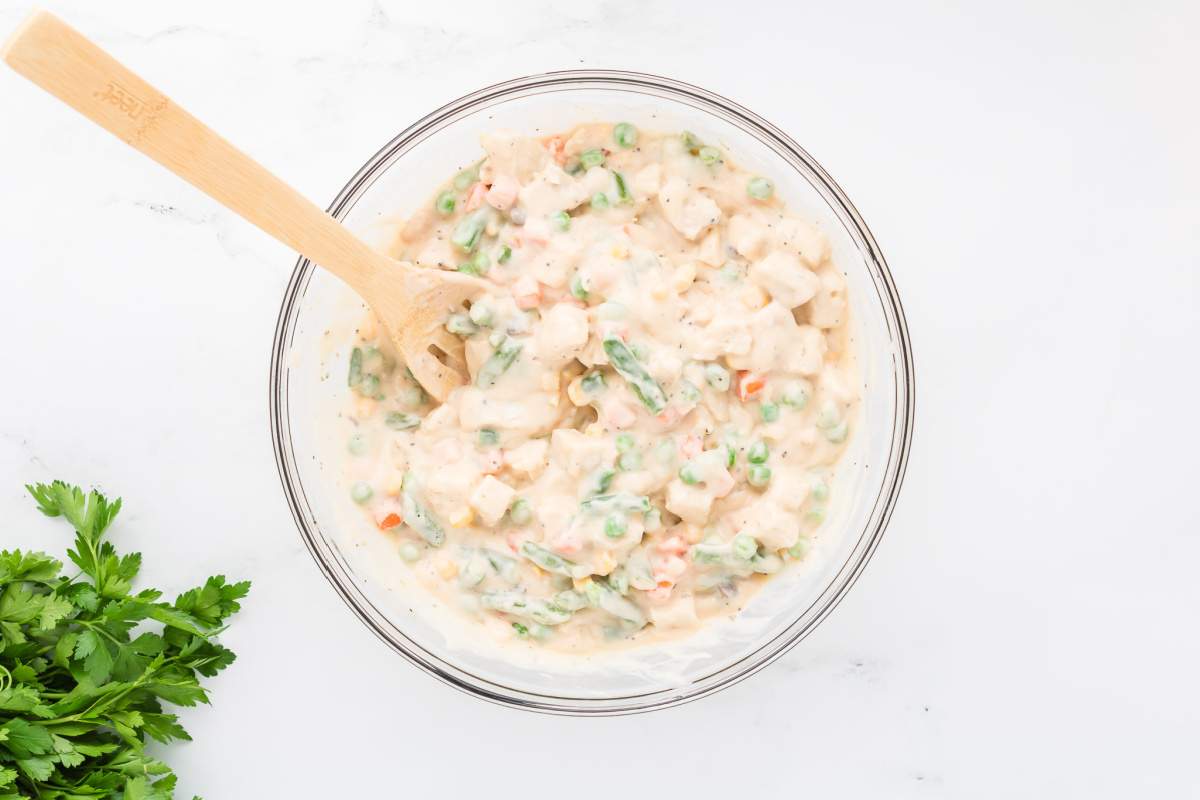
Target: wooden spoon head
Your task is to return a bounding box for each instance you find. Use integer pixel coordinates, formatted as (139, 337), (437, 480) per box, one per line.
(368, 263), (488, 402)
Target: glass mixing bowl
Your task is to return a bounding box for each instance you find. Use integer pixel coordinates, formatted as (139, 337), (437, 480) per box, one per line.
(269, 70), (915, 714)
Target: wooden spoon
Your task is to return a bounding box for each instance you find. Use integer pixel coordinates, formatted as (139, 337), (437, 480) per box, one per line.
(2, 11), (485, 401)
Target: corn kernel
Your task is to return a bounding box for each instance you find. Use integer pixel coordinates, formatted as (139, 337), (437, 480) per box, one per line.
(449, 507), (475, 528)
(672, 262), (697, 293)
(650, 284), (669, 301)
(573, 576), (593, 591)
(384, 474), (405, 497)
(611, 245), (630, 260)
(739, 283), (769, 309)
(436, 558), (459, 580)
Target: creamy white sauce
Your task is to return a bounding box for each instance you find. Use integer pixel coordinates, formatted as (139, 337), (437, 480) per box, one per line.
(336, 124), (857, 652)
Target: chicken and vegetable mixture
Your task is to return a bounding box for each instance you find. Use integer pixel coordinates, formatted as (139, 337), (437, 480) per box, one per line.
(340, 123), (856, 648)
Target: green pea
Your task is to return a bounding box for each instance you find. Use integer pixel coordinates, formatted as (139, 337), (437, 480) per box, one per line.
(760, 402), (780, 423)
(704, 363), (730, 391)
(347, 433), (369, 456)
(781, 380), (811, 408)
(806, 507), (826, 526)
(580, 148), (605, 169)
(618, 451), (642, 471)
(509, 497), (533, 526)
(679, 461), (702, 485)
(604, 513), (628, 538)
(357, 374), (382, 399)
(698, 146), (722, 166)
(477, 428), (500, 448)
(549, 210), (571, 232)
(788, 537), (811, 560)
(825, 421), (849, 443)
(747, 176), (774, 200)
(748, 441), (769, 464)
(614, 122), (638, 148)
(468, 301), (494, 327)
(435, 191), (456, 215)
(350, 481), (373, 504)
(733, 534), (758, 560)
(810, 477), (830, 502)
(615, 433), (636, 453)
(399, 542), (422, 562)
(591, 191), (610, 209)
(748, 464), (772, 488)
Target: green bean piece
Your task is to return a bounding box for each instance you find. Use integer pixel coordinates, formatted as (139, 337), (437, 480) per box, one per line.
(554, 589), (588, 612)
(497, 244), (513, 264)
(350, 482), (373, 505)
(704, 362), (730, 391)
(401, 483), (445, 547)
(384, 412), (421, 431)
(519, 541), (584, 578)
(591, 192), (610, 210)
(484, 593), (574, 626)
(750, 552), (783, 574)
(733, 534), (759, 561)
(348, 347), (363, 387)
(580, 371), (607, 394)
(748, 441), (769, 464)
(569, 272), (590, 301)
(585, 468), (616, 497)
(484, 548), (519, 582)
(618, 451), (642, 472)
(446, 312), (478, 335)
(643, 507), (662, 532)
(579, 493), (651, 515)
(747, 176), (774, 200)
(564, 158), (584, 176)
(678, 380), (701, 404)
(613, 122), (638, 148)
(698, 146), (722, 166)
(747, 464), (772, 488)
(579, 148), (605, 169)
(584, 578), (646, 628)
(477, 428), (500, 448)
(476, 336), (523, 389)
(357, 374), (382, 399)
(602, 335), (667, 414)
(512, 621), (529, 636)
(613, 171), (632, 203)
(450, 209), (489, 252)
(435, 191), (456, 215)
(615, 433), (636, 453)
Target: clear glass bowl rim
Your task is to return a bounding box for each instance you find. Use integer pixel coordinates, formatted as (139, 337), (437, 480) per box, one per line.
(269, 68), (916, 715)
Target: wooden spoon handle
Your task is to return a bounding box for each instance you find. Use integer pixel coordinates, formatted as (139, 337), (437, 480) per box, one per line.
(3, 11), (381, 292)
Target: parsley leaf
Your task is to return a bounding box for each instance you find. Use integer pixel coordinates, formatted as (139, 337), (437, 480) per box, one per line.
(0, 482), (250, 798)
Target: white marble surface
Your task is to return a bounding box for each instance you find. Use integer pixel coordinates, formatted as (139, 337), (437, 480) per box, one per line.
(2, 0), (1198, 795)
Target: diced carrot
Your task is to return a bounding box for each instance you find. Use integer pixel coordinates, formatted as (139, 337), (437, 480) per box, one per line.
(378, 513), (402, 530)
(545, 136), (566, 165)
(464, 182), (487, 211)
(737, 371), (766, 401)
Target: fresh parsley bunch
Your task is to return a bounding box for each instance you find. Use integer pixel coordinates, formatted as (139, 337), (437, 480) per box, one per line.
(0, 482), (249, 799)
